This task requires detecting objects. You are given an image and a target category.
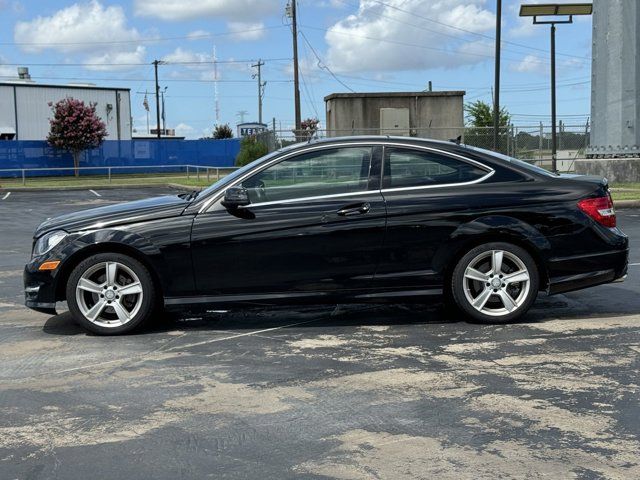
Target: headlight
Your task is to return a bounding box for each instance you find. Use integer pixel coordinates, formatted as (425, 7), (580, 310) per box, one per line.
(33, 230), (68, 257)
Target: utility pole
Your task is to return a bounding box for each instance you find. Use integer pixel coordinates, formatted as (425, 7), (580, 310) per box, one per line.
(550, 22), (557, 172)
(287, 1), (302, 136)
(252, 59), (266, 124)
(161, 86), (167, 133)
(153, 60), (162, 139)
(493, 0), (502, 152)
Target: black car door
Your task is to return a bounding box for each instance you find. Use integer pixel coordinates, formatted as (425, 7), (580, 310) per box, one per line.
(189, 144), (386, 297)
(373, 145), (494, 291)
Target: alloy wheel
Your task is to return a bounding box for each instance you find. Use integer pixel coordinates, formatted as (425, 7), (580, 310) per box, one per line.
(462, 249), (531, 317)
(75, 261), (144, 328)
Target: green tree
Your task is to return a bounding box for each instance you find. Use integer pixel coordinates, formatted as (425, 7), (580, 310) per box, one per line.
(465, 100), (510, 127)
(213, 123), (234, 139)
(235, 135), (268, 166)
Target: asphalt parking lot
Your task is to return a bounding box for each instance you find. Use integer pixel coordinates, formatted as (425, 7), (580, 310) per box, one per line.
(0, 187), (639, 479)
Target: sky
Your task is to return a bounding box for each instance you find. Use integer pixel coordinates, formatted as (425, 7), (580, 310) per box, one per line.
(0, 0), (593, 138)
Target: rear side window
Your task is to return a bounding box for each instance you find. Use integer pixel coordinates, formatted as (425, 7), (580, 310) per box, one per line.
(383, 147), (489, 189)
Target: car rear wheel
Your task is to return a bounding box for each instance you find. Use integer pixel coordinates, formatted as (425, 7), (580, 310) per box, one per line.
(66, 253), (156, 335)
(451, 242), (539, 323)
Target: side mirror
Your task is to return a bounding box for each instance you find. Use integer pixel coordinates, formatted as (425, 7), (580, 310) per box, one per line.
(221, 186), (250, 209)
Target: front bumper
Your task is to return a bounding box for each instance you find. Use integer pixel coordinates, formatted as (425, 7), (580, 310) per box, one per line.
(24, 260), (60, 316)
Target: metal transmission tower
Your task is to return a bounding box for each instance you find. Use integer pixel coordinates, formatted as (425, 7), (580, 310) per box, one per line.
(589, 0), (640, 157)
(236, 110), (249, 123)
(213, 46), (220, 125)
(252, 59), (266, 124)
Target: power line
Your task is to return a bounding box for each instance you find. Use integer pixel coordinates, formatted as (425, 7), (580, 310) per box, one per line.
(1, 25), (287, 47)
(298, 29), (354, 92)
(0, 58), (291, 67)
(358, 0), (590, 61)
(0, 74), (293, 84)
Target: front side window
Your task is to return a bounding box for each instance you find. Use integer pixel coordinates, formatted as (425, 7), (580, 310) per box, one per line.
(383, 147), (489, 189)
(241, 147), (372, 203)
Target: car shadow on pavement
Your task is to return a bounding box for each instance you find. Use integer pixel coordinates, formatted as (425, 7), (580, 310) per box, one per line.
(41, 284), (640, 336)
(41, 303), (462, 336)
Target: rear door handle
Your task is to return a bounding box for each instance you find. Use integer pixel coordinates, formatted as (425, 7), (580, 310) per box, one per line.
(337, 202), (371, 216)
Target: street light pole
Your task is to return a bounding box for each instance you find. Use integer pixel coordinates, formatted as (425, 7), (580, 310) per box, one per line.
(550, 23), (557, 172)
(519, 3), (592, 173)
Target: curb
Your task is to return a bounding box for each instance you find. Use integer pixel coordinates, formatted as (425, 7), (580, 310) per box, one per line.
(615, 199), (640, 209)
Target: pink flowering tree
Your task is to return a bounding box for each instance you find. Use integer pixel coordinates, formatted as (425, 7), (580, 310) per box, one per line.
(300, 117), (320, 139)
(47, 98), (108, 176)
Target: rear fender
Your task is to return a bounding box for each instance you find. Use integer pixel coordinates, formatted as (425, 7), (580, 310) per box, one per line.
(433, 215), (551, 285)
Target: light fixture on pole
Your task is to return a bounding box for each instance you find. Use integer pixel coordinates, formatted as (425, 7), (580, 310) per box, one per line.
(519, 3), (592, 173)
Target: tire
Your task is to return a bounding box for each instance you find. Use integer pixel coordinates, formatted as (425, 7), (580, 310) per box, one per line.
(451, 242), (539, 324)
(66, 253), (157, 335)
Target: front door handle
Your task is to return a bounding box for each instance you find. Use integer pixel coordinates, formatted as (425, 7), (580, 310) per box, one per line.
(337, 202), (371, 216)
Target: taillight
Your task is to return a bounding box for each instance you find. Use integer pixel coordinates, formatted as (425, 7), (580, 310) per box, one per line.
(578, 194), (616, 228)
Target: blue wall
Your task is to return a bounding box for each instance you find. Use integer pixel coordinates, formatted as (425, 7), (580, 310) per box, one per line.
(0, 139), (240, 177)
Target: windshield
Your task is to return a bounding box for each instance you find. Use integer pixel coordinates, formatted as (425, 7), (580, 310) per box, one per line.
(466, 145), (559, 177)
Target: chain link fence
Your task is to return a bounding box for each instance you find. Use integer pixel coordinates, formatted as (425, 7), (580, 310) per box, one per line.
(254, 123), (590, 171)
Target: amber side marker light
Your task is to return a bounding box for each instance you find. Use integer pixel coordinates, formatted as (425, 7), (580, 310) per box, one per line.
(39, 261), (61, 271)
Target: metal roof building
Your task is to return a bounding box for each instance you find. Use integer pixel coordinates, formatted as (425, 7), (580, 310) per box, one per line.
(0, 76), (131, 141)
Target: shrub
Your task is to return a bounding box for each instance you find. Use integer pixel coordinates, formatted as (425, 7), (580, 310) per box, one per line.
(236, 136), (268, 166)
(213, 124), (234, 139)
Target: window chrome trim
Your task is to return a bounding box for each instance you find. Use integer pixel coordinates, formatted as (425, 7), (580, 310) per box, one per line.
(240, 189), (377, 208)
(198, 140), (494, 213)
(380, 169), (495, 193)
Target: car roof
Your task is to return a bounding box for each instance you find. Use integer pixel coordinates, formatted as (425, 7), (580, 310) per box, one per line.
(298, 135), (458, 149)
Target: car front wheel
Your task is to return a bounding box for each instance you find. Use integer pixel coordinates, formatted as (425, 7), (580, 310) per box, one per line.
(66, 253), (156, 335)
(451, 242), (539, 323)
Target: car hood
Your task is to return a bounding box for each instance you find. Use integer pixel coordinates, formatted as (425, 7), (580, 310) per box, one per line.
(35, 194), (190, 237)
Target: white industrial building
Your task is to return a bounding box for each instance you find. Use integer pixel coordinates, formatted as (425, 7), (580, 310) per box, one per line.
(0, 71), (132, 141)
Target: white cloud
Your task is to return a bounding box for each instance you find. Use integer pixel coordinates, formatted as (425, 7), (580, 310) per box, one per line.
(324, 0), (495, 73)
(162, 47), (211, 67)
(134, 0), (278, 22)
(187, 30), (210, 40)
(84, 46), (147, 71)
(512, 54), (547, 74)
(175, 123), (195, 138)
(162, 48), (220, 81)
(14, 1), (140, 53)
(511, 54), (587, 77)
(227, 22), (266, 41)
(0, 55), (16, 78)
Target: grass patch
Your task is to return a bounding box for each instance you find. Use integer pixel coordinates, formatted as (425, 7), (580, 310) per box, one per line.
(610, 182), (640, 201)
(0, 173), (230, 189)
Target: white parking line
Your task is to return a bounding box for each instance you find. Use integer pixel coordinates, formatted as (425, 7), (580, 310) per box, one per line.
(1, 192), (10, 200)
(630, 262), (640, 266)
(89, 189), (101, 197)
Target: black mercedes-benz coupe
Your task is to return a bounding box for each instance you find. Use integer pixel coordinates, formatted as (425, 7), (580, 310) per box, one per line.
(25, 136), (628, 334)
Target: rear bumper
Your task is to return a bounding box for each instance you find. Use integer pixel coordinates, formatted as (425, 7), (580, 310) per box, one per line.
(547, 248), (629, 295)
